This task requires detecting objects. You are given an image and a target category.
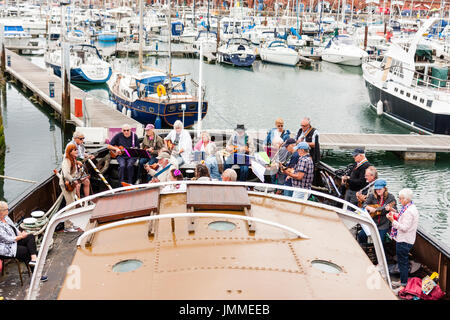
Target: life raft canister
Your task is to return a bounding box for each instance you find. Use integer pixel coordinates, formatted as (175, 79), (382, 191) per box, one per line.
(157, 84), (166, 97)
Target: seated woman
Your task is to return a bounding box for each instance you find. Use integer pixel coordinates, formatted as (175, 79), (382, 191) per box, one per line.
(161, 169), (186, 193)
(194, 131), (213, 153)
(193, 164), (211, 181)
(263, 118), (291, 157)
(358, 179), (397, 244)
(0, 201), (37, 267)
(164, 120), (192, 166)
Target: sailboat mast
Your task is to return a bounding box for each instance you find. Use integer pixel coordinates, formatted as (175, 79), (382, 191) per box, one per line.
(139, 0), (144, 73)
(168, 0), (172, 92)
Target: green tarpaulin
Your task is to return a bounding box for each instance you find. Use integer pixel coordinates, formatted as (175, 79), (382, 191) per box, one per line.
(431, 66), (448, 88)
(416, 44), (433, 62)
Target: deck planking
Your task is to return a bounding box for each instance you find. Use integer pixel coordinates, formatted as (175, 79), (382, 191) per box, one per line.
(320, 133), (450, 153)
(4, 49), (141, 129)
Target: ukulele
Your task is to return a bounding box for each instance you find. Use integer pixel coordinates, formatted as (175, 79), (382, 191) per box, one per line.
(109, 146), (125, 159)
(366, 201), (396, 218)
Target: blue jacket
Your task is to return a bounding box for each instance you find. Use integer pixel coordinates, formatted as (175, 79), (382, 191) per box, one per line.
(264, 128), (291, 146)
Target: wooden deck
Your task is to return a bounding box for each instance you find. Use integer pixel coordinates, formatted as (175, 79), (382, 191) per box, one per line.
(320, 133), (450, 153)
(4, 49), (141, 129)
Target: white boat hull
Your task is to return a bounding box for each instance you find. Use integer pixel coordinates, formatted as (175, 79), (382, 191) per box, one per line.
(260, 48), (299, 66)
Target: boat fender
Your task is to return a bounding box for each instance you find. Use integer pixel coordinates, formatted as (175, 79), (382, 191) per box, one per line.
(376, 100), (383, 115)
(122, 106), (126, 114)
(126, 108), (131, 117)
(157, 84), (166, 97)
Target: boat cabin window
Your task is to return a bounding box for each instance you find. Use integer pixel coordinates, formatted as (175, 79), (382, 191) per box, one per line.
(406, 92), (410, 97)
(400, 90), (404, 95)
(390, 59), (404, 78)
(413, 95), (417, 100)
(394, 87), (398, 92)
(168, 105), (176, 112)
(420, 98), (425, 104)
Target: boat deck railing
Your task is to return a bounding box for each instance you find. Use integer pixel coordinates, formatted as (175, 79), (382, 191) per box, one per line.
(26, 180), (392, 300)
(363, 56), (450, 95)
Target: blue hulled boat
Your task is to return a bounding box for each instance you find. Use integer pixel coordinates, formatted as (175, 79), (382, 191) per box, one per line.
(44, 44), (112, 84)
(107, 70), (207, 128)
(217, 38), (256, 67)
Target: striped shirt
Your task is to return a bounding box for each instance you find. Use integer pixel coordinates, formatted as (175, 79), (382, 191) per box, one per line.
(291, 154), (314, 190)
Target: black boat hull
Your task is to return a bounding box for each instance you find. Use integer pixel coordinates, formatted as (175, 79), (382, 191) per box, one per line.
(365, 80), (450, 135)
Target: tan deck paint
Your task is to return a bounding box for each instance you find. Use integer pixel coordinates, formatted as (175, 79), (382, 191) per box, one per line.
(58, 193), (396, 300)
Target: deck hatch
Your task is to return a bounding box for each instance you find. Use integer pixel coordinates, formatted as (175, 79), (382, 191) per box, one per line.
(90, 188), (160, 223)
(186, 185), (251, 211)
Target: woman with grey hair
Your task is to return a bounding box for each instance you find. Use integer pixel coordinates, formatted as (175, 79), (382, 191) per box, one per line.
(164, 120), (192, 166)
(386, 188), (419, 293)
(0, 201), (37, 266)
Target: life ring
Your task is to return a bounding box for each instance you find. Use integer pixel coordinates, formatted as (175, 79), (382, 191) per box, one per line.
(157, 84), (166, 97)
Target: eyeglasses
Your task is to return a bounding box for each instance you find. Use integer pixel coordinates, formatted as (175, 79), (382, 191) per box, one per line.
(123, 129), (130, 132)
(277, 125), (284, 127)
(301, 125), (308, 128)
(78, 137), (85, 140)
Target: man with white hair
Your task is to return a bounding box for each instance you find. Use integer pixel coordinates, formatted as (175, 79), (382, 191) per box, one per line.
(107, 124), (139, 184)
(164, 120), (192, 166)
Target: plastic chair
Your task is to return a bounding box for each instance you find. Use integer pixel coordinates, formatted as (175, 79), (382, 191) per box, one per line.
(0, 256), (32, 286)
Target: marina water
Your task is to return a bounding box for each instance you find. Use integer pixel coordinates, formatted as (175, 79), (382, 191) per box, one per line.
(1, 48), (449, 248)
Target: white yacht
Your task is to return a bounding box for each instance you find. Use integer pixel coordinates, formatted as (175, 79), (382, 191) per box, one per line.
(259, 40), (300, 66)
(0, 19), (32, 47)
(193, 30), (217, 61)
(322, 35), (368, 66)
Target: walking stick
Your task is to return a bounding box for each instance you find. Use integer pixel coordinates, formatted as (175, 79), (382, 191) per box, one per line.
(87, 158), (113, 190)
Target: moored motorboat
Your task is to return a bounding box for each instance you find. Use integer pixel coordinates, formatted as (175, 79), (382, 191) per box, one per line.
(322, 35), (368, 67)
(217, 37), (256, 67)
(44, 44), (112, 84)
(259, 40), (300, 66)
(362, 18), (450, 135)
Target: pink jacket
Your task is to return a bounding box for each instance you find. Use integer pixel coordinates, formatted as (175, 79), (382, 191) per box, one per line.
(194, 140), (209, 152)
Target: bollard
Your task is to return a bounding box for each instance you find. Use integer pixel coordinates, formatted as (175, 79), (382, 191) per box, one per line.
(156, 41), (159, 51)
(49, 82), (55, 98)
(7, 55), (10, 67)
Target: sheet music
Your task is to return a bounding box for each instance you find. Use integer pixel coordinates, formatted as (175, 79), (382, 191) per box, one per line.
(250, 159), (266, 182)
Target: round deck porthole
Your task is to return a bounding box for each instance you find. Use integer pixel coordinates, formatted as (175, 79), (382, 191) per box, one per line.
(311, 260), (342, 274)
(208, 221), (236, 231)
(112, 259), (143, 273)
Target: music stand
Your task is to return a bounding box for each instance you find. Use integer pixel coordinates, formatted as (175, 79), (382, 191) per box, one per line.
(124, 148), (151, 159)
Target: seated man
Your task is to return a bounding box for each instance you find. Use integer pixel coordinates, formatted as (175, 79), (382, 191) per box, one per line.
(65, 131), (94, 198)
(341, 148), (371, 207)
(164, 120), (192, 167)
(225, 124), (255, 182)
(137, 124), (164, 183)
(205, 142), (222, 180)
(145, 151), (179, 183)
(107, 124), (139, 184)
